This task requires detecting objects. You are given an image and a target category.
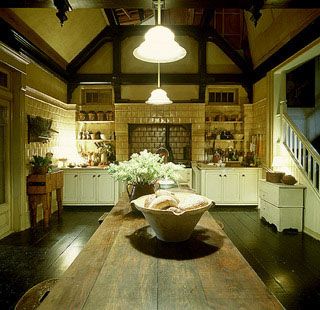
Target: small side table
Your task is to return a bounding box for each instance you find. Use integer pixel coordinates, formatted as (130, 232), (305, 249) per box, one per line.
(27, 170), (64, 228)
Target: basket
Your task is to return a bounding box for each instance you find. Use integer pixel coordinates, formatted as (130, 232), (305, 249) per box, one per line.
(266, 171), (285, 183)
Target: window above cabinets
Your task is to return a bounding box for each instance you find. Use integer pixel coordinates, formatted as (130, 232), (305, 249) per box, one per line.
(206, 87), (239, 105)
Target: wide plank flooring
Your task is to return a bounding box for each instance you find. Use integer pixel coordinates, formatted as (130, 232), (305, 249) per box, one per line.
(0, 205), (320, 309)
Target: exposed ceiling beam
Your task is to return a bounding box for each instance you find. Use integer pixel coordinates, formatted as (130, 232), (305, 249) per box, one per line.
(104, 8), (119, 26)
(138, 9), (145, 22)
(0, 18), (68, 80)
(1, 0), (319, 9)
(67, 26), (115, 74)
(200, 9), (215, 28)
(0, 8), (67, 69)
(208, 29), (252, 75)
(253, 15), (320, 82)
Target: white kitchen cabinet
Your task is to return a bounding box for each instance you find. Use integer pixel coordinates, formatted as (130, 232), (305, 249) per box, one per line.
(240, 170), (259, 204)
(200, 168), (261, 205)
(176, 168), (192, 188)
(63, 169), (115, 206)
(97, 173), (115, 204)
(63, 173), (79, 204)
(79, 172), (97, 203)
(259, 180), (305, 232)
(201, 170), (240, 204)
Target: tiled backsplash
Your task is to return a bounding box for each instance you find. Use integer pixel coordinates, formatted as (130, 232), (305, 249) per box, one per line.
(115, 103), (205, 161)
(129, 124), (191, 161)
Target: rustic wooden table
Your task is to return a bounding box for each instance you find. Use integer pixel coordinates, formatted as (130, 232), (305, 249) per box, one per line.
(39, 196), (283, 310)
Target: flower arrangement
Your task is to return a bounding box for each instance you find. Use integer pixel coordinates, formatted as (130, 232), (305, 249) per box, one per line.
(107, 149), (184, 185)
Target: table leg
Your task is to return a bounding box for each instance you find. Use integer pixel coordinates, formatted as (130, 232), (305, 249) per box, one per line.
(56, 187), (63, 219)
(28, 195), (39, 229)
(43, 193), (51, 228)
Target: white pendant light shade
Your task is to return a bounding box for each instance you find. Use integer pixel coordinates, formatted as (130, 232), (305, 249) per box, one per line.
(133, 26), (187, 63)
(146, 88), (172, 105)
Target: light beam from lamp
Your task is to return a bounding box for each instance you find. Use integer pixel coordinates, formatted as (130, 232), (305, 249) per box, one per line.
(133, 0), (186, 63)
(146, 63), (172, 105)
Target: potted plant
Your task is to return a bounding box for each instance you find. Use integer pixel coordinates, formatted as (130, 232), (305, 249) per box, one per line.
(30, 155), (52, 175)
(107, 150), (184, 201)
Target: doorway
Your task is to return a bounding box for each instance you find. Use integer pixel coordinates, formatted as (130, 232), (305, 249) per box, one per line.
(0, 98), (11, 238)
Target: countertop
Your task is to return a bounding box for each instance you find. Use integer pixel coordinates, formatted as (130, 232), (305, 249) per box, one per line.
(196, 162), (261, 170)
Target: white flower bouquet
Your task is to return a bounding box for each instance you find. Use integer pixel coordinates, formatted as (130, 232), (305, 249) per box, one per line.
(107, 150), (184, 185)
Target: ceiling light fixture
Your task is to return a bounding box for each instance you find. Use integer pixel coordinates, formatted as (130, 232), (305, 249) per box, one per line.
(146, 63), (172, 105)
(133, 0), (186, 63)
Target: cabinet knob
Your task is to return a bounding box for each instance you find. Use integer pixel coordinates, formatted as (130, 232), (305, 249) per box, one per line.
(74, 175), (78, 178)
(224, 175), (227, 177)
(93, 175), (96, 178)
(242, 174), (245, 177)
(219, 174), (222, 177)
(97, 175), (101, 177)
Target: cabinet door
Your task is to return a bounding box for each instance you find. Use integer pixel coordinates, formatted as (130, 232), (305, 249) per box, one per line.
(240, 171), (258, 204)
(97, 173), (115, 204)
(79, 172), (96, 204)
(222, 172), (240, 203)
(63, 173), (79, 204)
(203, 172), (223, 203)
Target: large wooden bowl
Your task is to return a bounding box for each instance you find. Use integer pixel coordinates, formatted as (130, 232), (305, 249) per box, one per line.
(132, 193), (214, 242)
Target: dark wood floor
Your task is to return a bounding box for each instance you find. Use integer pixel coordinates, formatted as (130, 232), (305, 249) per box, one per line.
(1, 205), (320, 309)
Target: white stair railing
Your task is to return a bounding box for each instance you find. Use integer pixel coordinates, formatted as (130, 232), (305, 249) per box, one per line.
(282, 112), (320, 195)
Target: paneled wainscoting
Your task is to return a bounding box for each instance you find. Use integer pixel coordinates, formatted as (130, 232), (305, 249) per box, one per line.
(0, 206), (320, 309)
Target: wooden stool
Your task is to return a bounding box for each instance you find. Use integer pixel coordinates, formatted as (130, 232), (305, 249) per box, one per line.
(27, 170), (64, 228)
(15, 278), (58, 310)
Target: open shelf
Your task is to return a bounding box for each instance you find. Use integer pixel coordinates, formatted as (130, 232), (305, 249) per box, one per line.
(77, 120), (114, 124)
(206, 121), (243, 124)
(77, 139), (114, 142)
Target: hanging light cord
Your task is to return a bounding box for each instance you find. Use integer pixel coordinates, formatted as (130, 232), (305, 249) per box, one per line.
(158, 63), (160, 88)
(157, 0), (161, 25)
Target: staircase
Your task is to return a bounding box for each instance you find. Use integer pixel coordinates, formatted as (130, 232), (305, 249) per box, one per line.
(281, 112), (320, 239)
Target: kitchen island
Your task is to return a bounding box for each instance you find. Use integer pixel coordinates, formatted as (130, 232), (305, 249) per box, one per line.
(39, 195), (282, 309)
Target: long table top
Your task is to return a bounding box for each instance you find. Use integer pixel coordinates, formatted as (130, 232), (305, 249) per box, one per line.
(39, 196), (283, 309)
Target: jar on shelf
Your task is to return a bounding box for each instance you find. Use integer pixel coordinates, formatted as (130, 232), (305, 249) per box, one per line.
(88, 111), (97, 121)
(78, 111), (87, 121)
(106, 111), (114, 121)
(97, 111), (106, 121)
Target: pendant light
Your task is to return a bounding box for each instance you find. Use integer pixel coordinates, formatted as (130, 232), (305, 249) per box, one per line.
(146, 63), (172, 105)
(133, 0), (186, 63)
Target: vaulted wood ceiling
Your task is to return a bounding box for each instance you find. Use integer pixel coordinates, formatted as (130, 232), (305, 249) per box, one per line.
(0, 1), (319, 103)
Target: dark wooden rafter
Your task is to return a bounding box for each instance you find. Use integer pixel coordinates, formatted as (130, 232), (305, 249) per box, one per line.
(200, 9), (215, 28)
(208, 29), (253, 75)
(0, 8), (67, 69)
(2, 0), (319, 9)
(104, 8), (119, 26)
(138, 9), (145, 22)
(67, 27), (115, 74)
(253, 15), (320, 83)
(0, 18), (68, 81)
(112, 35), (121, 102)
